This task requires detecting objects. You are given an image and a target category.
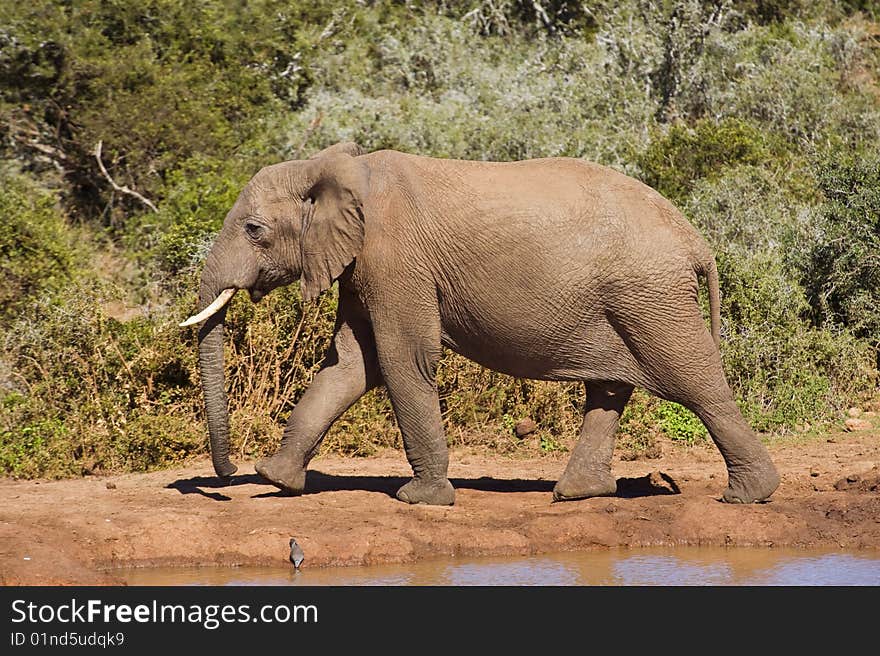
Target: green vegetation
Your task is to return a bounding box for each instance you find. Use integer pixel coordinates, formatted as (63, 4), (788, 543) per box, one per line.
(0, 172), (85, 322)
(638, 118), (777, 205)
(800, 150), (880, 356)
(1, 1), (878, 478)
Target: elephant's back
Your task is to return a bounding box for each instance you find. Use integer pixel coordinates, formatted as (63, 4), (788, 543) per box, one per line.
(371, 150), (705, 249)
(366, 150), (710, 287)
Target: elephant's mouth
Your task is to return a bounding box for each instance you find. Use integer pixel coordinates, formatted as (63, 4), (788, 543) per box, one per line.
(248, 287), (266, 303)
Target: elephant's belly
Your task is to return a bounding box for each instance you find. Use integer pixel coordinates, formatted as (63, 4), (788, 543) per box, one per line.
(439, 315), (639, 383)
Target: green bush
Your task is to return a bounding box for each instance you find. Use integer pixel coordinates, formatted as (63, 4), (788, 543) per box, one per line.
(837, 1), (880, 19)
(799, 148), (880, 352)
(638, 118), (778, 204)
(283, 15), (653, 170)
(0, 409), (65, 479)
(618, 393), (707, 451)
(734, 1), (813, 24)
(0, 172), (82, 322)
(439, 0), (598, 36)
(708, 20), (880, 149)
(717, 250), (876, 430)
(0, 278), (196, 476)
(683, 163), (816, 251)
(0, 0), (335, 220)
(652, 402), (709, 445)
(121, 410), (204, 472)
(148, 155), (253, 277)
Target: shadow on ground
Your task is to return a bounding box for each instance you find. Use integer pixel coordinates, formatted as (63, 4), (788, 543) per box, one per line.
(167, 470), (680, 501)
(165, 473), (265, 501)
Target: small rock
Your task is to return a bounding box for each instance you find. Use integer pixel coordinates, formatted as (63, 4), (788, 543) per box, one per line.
(844, 418), (872, 432)
(810, 469), (820, 477)
(105, 481), (116, 490)
(514, 418), (538, 438)
(847, 407), (863, 418)
(834, 474), (861, 490)
(864, 411), (877, 418)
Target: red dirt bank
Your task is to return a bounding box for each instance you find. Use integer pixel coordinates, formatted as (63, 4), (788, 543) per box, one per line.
(1, 430), (878, 585)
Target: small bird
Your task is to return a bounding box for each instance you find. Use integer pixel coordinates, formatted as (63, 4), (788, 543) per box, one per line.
(289, 538), (305, 569)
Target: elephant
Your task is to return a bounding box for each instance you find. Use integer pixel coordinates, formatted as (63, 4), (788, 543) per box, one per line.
(180, 141), (780, 506)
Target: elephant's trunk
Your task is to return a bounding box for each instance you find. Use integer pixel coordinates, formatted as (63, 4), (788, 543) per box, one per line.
(196, 281), (238, 478)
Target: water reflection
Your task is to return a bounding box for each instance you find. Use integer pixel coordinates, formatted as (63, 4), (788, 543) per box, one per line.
(119, 548), (880, 586)
(442, 559), (579, 586)
(613, 555), (733, 586)
(743, 554), (880, 586)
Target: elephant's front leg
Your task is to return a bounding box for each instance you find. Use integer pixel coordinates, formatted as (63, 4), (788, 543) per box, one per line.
(255, 298), (381, 494)
(373, 322), (454, 506)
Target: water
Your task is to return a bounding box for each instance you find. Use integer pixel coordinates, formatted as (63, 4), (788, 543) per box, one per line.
(119, 547), (880, 586)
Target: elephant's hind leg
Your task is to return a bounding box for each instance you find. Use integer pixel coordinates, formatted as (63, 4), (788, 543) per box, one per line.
(689, 398), (780, 503)
(553, 382), (633, 501)
(615, 306), (780, 503)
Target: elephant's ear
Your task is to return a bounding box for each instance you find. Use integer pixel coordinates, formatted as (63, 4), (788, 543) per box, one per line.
(299, 151), (369, 302)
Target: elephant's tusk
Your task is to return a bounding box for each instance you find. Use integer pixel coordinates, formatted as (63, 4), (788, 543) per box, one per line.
(179, 288), (237, 327)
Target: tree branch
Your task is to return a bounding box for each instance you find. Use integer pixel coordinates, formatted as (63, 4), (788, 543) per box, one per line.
(94, 140), (159, 213)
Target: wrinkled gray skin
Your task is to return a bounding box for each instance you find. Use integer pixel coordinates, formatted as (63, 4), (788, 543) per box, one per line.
(190, 142), (780, 506)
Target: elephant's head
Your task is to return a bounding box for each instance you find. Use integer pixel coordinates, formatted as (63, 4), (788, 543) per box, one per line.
(180, 142), (369, 477)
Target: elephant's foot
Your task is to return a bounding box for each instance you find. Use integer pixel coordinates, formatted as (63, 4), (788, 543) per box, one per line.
(396, 477), (455, 506)
(552, 469), (617, 502)
(722, 460), (780, 503)
(255, 454), (307, 495)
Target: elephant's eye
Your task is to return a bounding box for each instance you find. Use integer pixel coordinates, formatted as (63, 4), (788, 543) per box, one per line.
(244, 222), (265, 241)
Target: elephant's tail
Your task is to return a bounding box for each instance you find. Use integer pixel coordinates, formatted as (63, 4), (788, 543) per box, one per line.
(696, 257), (722, 350)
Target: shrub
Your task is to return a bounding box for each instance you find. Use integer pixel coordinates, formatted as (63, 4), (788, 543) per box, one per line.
(283, 15), (654, 170)
(735, 1), (813, 24)
(652, 402), (709, 445)
(717, 250), (876, 431)
(0, 0), (333, 220)
(441, 0), (598, 36)
(683, 163), (817, 251)
(148, 155), (253, 277)
(706, 20), (880, 149)
(638, 118), (775, 203)
(799, 148), (880, 353)
(0, 172), (83, 322)
(0, 278), (201, 477)
(221, 285), (339, 458)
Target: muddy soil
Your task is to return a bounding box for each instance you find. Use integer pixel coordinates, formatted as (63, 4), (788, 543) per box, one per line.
(1, 430), (878, 585)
